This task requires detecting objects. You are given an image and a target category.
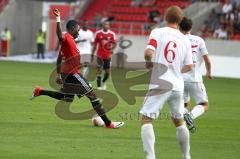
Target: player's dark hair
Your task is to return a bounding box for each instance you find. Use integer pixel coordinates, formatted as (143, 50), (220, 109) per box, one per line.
(66, 20), (78, 31)
(179, 17), (193, 32)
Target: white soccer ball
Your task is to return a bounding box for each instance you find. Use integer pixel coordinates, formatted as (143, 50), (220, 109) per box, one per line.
(91, 115), (105, 127)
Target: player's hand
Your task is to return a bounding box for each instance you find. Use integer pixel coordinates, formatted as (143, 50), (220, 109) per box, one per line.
(206, 72), (212, 80)
(56, 74), (63, 85)
(145, 61), (153, 69)
(53, 8), (60, 17)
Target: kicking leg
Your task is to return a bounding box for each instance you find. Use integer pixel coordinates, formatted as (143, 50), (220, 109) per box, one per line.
(31, 86), (65, 100)
(85, 90), (124, 128)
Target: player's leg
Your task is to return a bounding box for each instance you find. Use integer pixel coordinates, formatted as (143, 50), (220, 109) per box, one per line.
(96, 57), (103, 89)
(31, 73), (78, 100)
(168, 91), (191, 159)
(183, 82), (191, 113)
(140, 90), (170, 159)
(82, 61), (90, 79)
(81, 55), (91, 79)
(141, 116), (155, 159)
(102, 59), (111, 90)
(37, 44), (40, 59)
(41, 44), (45, 59)
(183, 82), (196, 133)
(189, 82), (208, 120)
(31, 86), (74, 101)
(74, 73), (124, 128)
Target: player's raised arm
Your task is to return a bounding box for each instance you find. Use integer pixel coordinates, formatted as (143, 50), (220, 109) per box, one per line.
(56, 52), (63, 84)
(203, 55), (212, 79)
(53, 9), (63, 41)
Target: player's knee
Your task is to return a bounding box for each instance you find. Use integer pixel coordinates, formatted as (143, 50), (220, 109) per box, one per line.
(97, 69), (102, 74)
(86, 91), (97, 101)
(84, 62), (89, 67)
(172, 118), (185, 127)
(199, 102), (208, 111)
(141, 115), (153, 125)
(184, 102), (189, 108)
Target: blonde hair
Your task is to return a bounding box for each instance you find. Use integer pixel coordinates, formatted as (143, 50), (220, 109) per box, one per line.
(165, 6), (183, 24)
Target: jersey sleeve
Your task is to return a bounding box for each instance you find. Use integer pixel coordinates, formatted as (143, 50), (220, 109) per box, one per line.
(146, 29), (159, 51)
(199, 38), (208, 56)
(183, 40), (193, 66)
(112, 32), (117, 44)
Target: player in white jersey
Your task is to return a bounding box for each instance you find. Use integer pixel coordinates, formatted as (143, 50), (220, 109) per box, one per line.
(75, 20), (94, 78)
(179, 17), (212, 133)
(140, 6), (193, 159)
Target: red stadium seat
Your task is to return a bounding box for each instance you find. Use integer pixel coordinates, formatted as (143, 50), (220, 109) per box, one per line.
(80, 0), (192, 35)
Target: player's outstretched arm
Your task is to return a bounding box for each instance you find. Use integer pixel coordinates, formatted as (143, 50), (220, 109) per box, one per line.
(53, 9), (63, 41)
(203, 54), (212, 79)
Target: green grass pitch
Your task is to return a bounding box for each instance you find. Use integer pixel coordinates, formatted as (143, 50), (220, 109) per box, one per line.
(0, 61), (240, 159)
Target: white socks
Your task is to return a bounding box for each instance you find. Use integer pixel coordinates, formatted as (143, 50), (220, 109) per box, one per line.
(141, 123), (191, 159)
(190, 105), (205, 119)
(82, 66), (89, 79)
(141, 124), (156, 159)
(177, 125), (191, 159)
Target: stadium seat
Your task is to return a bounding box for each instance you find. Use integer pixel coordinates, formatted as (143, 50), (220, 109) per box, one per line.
(80, 0), (192, 35)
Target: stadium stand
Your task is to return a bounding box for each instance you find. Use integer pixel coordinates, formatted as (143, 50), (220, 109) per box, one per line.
(80, 0), (191, 35)
(199, 0), (240, 40)
(0, 0), (9, 13)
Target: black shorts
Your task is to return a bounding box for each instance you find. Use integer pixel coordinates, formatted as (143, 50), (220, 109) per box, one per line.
(61, 73), (93, 96)
(97, 57), (111, 70)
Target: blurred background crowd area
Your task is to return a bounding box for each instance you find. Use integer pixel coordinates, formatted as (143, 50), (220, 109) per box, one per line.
(0, 0), (240, 56)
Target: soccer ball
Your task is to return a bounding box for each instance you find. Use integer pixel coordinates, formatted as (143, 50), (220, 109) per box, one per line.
(91, 115), (105, 127)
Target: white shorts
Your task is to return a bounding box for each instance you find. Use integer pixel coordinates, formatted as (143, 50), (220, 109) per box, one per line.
(184, 82), (208, 104)
(140, 90), (184, 120)
(80, 54), (91, 63)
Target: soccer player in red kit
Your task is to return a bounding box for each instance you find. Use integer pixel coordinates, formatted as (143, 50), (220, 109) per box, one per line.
(31, 9), (124, 129)
(91, 21), (116, 90)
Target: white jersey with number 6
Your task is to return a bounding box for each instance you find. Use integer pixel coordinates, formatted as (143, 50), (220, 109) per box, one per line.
(183, 34), (208, 82)
(147, 27), (193, 92)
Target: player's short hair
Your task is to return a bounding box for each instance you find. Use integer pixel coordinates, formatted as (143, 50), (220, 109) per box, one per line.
(179, 17), (193, 32)
(66, 20), (79, 31)
(165, 6), (183, 24)
(102, 20), (110, 25)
